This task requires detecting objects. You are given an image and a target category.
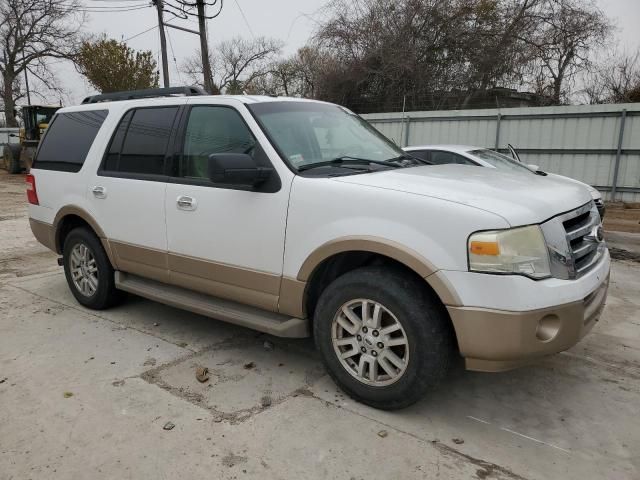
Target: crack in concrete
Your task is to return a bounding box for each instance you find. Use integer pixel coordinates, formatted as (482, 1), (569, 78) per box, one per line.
(434, 442), (530, 480)
(314, 397), (531, 480)
(138, 334), (323, 425)
(138, 337), (528, 480)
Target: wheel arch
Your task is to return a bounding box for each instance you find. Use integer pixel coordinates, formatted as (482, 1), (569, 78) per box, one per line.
(53, 206), (117, 267)
(282, 237), (462, 320)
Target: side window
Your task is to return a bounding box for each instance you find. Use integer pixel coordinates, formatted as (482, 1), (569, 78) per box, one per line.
(33, 110), (108, 172)
(429, 151), (473, 165)
(104, 110), (132, 171)
(180, 106), (256, 179)
(103, 107), (178, 176)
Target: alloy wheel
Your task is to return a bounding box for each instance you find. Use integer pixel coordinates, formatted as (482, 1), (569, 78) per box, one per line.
(69, 243), (99, 297)
(331, 298), (409, 386)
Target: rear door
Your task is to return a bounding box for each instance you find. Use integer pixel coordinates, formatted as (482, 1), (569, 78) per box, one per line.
(88, 103), (183, 282)
(164, 100), (291, 312)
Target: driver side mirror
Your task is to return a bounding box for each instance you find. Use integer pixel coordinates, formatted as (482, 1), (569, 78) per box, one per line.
(207, 153), (273, 188)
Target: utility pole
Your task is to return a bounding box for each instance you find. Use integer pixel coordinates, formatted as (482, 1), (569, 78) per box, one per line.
(196, 0), (216, 94)
(153, 0), (170, 87)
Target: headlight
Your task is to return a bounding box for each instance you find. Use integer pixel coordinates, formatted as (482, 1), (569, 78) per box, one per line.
(587, 186), (601, 202)
(468, 225), (551, 279)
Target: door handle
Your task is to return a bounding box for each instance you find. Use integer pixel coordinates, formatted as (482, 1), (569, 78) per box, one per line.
(92, 186), (107, 199)
(176, 195), (197, 211)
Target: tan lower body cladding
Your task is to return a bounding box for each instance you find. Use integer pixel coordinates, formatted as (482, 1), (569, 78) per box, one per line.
(28, 220), (307, 317)
(109, 241), (283, 313)
(30, 218), (463, 343)
(448, 275), (609, 372)
(100, 241), (459, 321)
(29, 219), (56, 251)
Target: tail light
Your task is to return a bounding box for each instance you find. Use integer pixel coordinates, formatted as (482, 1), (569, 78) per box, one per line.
(26, 174), (39, 205)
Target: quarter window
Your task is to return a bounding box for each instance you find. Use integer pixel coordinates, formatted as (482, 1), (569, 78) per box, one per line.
(33, 110), (108, 172)
(103, 107), (178, 175)
(180, 106), (256, 179)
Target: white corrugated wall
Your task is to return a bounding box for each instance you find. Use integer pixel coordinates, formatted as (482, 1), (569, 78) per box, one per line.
(363, 103), (640, 202)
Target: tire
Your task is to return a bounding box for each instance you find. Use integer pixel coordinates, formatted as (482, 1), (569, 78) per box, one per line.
(3, 146), (20, 174)
(62, 227), (122, 310)
(313, 265), (456, 410)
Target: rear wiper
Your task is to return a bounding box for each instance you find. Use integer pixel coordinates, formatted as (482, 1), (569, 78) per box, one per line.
(298, 156), (402, 172)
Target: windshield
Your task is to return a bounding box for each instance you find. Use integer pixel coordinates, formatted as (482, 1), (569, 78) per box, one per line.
(248, 101), (406, 171)
(468, 149), (533, 173)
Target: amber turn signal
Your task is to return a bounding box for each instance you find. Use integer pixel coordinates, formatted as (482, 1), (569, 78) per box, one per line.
(469, 241), (500, 256)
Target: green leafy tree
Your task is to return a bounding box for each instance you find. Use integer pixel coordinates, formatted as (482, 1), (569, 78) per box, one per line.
(75, 36), (159, 93)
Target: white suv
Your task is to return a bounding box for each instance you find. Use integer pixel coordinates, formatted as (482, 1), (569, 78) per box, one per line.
(27, 88), (610, 409)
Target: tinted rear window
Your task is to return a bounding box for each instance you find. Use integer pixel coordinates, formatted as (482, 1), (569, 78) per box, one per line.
(33, 110), (108, 172)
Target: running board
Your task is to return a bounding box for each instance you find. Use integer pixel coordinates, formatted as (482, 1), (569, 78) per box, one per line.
(114, 272), (310, 338)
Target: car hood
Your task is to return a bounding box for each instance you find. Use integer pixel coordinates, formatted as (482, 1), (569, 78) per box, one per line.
(546, 172), (601, 200)
(333, 164), (592, 226)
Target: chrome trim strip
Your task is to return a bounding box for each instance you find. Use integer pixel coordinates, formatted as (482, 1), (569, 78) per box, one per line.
(566, 223), (593, 241)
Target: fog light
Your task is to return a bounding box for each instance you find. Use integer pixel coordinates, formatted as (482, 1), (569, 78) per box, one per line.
(536, 314), (561, 342)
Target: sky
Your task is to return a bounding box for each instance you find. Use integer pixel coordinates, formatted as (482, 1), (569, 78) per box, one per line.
(42, 0), (640, 105)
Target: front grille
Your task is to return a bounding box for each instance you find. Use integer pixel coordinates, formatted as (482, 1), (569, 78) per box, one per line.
(541, 201), (605, 280)
(561, 203), (602, 277)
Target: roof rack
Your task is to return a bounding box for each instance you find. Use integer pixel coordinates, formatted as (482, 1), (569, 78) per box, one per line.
(81, 86), (207, 104)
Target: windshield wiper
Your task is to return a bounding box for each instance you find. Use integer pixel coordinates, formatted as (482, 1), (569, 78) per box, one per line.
(298, 156), (403, 172)
(388, 153), (432, 165)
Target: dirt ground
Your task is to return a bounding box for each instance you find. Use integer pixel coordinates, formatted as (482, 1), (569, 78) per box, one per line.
(604, 203), (640, 234)
(1, 170), (639, 479)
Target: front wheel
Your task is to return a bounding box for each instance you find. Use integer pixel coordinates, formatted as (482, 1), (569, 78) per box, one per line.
(63, 227), (122, 310)
(314, 266), (456, 410)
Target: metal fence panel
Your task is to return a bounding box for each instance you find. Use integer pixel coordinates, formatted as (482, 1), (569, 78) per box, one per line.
(363, 103), (640, 202)
(0, 128), (20, 146)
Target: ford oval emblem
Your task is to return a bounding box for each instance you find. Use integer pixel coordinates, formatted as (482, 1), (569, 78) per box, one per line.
(588, 225), (604, 243)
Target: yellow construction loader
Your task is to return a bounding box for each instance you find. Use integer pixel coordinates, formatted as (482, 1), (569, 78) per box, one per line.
(2, 105), (60, 173)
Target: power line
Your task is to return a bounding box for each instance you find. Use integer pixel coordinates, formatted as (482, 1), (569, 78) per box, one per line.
(123, 24), (158, 42)
(60, 3), (152, 13)
(165, 26), (186, 85)
(232, 0), (255, 38)
(122, 15), (182, 42)
(164, 0), (223, 20)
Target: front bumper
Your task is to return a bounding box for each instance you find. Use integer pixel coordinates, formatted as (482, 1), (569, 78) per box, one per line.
(442, 251), (610, 372)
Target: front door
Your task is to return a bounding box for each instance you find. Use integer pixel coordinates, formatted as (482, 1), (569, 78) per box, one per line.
(164, 102), (291, 312)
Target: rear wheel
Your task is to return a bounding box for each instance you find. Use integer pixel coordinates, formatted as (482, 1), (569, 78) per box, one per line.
(314, 266), (456, 410)
(62, 227), (122, 309)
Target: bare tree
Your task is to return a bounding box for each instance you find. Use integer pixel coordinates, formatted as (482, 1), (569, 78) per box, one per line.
(252, 46), (327, 98)
(582, 49), (640, 104)
(0, 0), (84, 126)
(183, 36), (282, 94)
(460, 0), (544, 107)
(310, 0), (553, 112)
(520, 0), (612, 104)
